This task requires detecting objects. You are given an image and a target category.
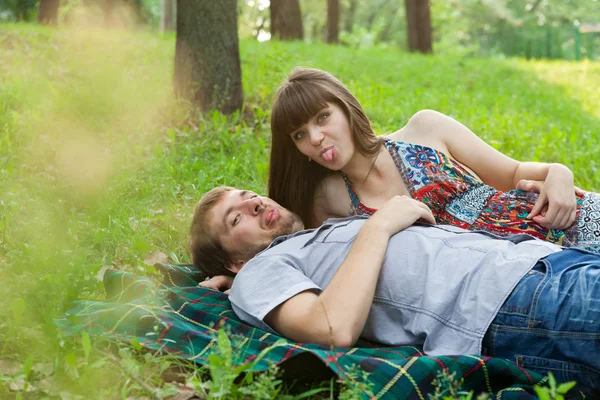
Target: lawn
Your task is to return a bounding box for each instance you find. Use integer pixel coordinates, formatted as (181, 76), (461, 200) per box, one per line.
(0, 23), (599, 398)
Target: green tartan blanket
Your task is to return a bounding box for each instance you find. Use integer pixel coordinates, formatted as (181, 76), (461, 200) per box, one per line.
(57, 263), (545, 399)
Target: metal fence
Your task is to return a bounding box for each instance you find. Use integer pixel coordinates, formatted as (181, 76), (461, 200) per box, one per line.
(477, 23), (600, 61)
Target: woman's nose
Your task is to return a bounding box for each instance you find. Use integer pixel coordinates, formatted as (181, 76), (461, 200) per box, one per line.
(309, 127), (324, 146)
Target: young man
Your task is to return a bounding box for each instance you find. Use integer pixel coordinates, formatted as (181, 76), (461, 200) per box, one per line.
(188, 186), (600, 392)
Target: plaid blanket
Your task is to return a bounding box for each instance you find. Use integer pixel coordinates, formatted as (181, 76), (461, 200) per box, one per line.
(57, 263), (545, 399)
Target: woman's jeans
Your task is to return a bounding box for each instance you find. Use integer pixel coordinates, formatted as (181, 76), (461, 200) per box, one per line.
(482, 249), (600, 392)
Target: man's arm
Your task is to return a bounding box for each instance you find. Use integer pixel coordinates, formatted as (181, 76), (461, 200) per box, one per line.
(264, 196), (435, 348)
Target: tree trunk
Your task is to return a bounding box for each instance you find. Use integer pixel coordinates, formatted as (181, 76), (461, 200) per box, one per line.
(100, 0), (143, 27)
(102, 0), (115, 27)
(404, 0), (433, 53)
(270, 0), (304, 40)
(343, 0), (357, 33)
(326, 0), (339, 43)
(160, 0), (175, 32)
(38, 0), (60, 25)
(174, 0), (243, 114)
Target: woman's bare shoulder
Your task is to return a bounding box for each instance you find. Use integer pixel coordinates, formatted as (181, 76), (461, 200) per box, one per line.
(312, 174), (351, 223)
(385, 126), (408, 142)
(384, 110), (445, 141)
(392, 110), (451, 153)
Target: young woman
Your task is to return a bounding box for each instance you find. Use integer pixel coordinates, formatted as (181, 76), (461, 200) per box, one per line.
(268, 67), (600, 252)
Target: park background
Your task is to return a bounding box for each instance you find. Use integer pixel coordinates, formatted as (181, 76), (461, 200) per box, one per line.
(1, 0), (600, 398)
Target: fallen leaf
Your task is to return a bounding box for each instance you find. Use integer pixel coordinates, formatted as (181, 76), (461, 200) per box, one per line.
(21, 327), (45, 342)
(40, 377), (60, 396)
(165, 383), (202, 400)
(170, 391), (202, 400)
(144, 251), (169, 266)
(33, 362), (55, 377)
(96, 265), (112, 281)
(0, 359), (23, 375)
(60, 391), (84, 400)
(8, 379), (35, 392)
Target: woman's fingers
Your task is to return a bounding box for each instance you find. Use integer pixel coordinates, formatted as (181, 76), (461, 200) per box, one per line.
(416, 201), (436, 224)
(527, 194), (547, 219)
(420, 209), (436, 224)
(517, 179), (543, 193)
(567, 209), (577, 228)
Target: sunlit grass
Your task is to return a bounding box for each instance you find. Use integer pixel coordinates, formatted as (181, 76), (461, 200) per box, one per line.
(0, 22), (599, 397)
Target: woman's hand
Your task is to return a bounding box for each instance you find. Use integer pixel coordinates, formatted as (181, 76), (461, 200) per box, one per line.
(516, 165), (582, 229)
(198, 275), (233, 294)
(370, 195), (436, 236)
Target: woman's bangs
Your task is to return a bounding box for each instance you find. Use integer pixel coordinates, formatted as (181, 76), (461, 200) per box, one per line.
(272, 82), (329, 138)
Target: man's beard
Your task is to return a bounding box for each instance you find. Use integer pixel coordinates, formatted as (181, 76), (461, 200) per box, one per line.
(236, 210), (304, 261)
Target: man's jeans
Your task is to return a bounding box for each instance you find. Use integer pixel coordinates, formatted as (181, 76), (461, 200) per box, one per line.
(483, 249), (600, 392)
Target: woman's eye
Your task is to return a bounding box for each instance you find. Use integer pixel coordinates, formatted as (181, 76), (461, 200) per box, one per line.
(293, 131), (305, 140)
(317, 114), (328, 123)
(233, 215), (240, 226)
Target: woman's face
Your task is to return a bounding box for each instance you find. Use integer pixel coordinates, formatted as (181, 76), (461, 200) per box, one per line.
(289, 102), (355, 171)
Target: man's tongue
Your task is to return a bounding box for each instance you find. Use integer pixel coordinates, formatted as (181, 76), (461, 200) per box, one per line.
(322, 148), (335, 161)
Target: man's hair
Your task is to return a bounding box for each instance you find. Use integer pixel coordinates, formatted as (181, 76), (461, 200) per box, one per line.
(268, 67), (383, 227)
(188, 186), (236, 278)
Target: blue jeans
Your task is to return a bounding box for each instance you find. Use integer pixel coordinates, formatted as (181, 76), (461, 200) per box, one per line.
(482, 249), (600, 393)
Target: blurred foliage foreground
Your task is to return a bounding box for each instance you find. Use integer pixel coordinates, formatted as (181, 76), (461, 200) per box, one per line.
(0, 23), (599, 398)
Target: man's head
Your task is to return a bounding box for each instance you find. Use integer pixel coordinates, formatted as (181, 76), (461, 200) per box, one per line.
(188, 186), (304, 278)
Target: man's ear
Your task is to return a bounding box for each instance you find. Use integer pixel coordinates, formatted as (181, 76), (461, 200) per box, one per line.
(224, 260), (246, 274)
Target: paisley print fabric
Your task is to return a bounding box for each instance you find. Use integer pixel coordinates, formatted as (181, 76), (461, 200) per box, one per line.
(578, 194), (600, 252)
(341, 138), (599, 253)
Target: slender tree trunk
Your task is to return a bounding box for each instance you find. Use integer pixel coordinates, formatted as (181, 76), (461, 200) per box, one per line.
(174, 0), (243, 114)
(100, 0), (143, 27)
(270, 0), (304, 40)
(404, 0), (433, 53)
(102, 0), (115, 27)
(326, 0), (339, 43)
(343, 0), (357, 33)
(38, 0), (60, 25)
(160, 0), (175, 32)
(127, 0), (144, 23)
(16, 0), (31, 21)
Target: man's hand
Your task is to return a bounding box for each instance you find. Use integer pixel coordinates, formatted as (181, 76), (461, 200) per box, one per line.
(199, 275), (233, 294)
(369, 195), (436, 236)
(516, 165), (581, 229)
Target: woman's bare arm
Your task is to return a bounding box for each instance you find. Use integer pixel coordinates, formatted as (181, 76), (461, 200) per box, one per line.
(404, 110), (578, 229)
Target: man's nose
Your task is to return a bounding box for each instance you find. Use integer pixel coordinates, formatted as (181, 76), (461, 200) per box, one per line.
(309, 126), (324, 146)
(242, 197), (263, 215)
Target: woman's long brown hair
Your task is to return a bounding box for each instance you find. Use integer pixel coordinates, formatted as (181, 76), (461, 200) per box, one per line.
(268, 68), (383, 227)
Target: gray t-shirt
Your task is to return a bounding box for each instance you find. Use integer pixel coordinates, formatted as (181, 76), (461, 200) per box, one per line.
(229, 217), (560, 355)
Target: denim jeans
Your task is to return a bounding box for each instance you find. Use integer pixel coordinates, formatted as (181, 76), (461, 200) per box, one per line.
(482, 248), (600, 393)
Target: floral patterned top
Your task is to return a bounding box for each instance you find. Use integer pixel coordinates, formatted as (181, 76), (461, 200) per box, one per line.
(341, 138), (600, 253)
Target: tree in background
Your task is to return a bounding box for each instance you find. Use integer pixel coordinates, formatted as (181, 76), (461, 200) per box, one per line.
(160, 0), (174, 32)
(404, 0), (432, 53)
(326, 0), (339, 43)
(270, 0), (304, 40)
(37, 0), (59, 24)
(430, 0), (600, 59)
(343, 0), (357, 33)
(12, 0), (36, 21)
(173, 0), (242, 114)
(100, 0), (146, 27)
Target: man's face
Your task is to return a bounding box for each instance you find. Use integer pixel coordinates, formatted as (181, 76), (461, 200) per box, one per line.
(209, 189), (304, 270)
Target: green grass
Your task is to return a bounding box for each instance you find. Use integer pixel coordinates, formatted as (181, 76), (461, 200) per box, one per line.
(0, 22), (598, 398)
